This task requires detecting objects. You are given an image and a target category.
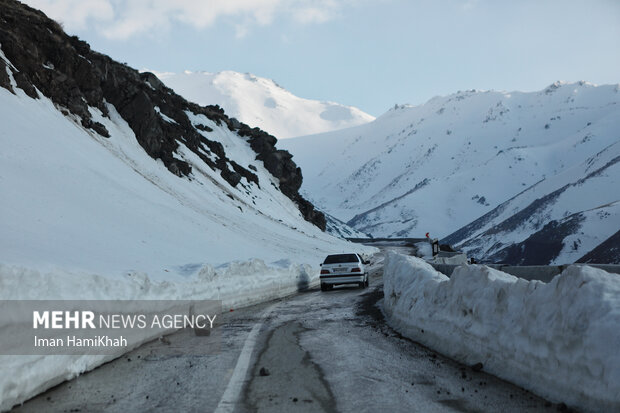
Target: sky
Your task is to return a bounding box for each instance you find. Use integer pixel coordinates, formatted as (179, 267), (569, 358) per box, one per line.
(23, 0), (620, 116)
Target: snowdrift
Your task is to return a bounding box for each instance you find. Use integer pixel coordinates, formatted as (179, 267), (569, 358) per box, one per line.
(383, 252), (620, 413)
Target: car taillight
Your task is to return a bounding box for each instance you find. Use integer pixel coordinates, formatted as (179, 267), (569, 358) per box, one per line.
(320, 269), (330, 274)
(351, 267), (361, 272)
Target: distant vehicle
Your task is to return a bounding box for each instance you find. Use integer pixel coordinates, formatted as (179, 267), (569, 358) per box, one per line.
(319, 253), (369, 291)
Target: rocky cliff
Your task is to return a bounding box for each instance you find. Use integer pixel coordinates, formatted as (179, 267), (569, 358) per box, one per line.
(0, 0), (325, 230)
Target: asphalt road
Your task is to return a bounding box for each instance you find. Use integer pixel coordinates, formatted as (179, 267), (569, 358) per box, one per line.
(13, 245), (564, 412)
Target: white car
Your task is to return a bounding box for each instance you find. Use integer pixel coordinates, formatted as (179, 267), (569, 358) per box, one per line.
(320, 253), (369, 291)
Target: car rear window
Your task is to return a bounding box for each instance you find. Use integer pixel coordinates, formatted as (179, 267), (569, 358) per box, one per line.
(323, 254), (360, 264)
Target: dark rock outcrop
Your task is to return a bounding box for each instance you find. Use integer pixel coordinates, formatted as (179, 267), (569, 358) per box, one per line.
(0, 0), (325, 229)
(238, 124), (325, 230)
(577, 229), (620, 264)
(488, 213), (585, 265)
(0, 58), (13, 92)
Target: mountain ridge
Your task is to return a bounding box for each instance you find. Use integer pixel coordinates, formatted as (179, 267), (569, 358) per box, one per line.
(282, 81), (620, 263)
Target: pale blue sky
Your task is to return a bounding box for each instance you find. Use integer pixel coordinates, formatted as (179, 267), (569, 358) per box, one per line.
(26, 0), (620, 116)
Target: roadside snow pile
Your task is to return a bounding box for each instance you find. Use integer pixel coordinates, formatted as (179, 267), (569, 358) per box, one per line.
(0, 259), (314, 411)
(383, 252), (620, 413)
(0, 259), (315, 303)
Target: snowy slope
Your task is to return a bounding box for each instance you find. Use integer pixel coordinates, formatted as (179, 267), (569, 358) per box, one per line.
(154, 70), (375, 139)
(0, 57), (363, 280)
(443, 141), (620, 264)
(282, 82), (620, 262)
(324, 212), (369, 239)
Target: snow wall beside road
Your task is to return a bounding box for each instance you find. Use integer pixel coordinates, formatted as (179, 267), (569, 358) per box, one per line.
(382, 252), (620, 413)
(0, 260), (316, 412)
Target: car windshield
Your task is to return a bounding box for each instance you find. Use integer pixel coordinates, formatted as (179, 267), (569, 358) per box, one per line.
(323, 254), (360, 264)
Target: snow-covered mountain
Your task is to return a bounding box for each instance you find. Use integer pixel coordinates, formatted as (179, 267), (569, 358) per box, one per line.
(154, 70), (375, 139)
(0, 0), (361, 279)
(282, 82), (620, 263)
(442, 142), (620, 264)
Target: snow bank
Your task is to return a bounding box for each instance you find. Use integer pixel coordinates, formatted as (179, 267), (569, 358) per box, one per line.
(0, 259), (316, 411)
(383, 252), (620, 413)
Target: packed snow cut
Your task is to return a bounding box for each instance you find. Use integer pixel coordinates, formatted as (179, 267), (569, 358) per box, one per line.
(383, 252), (620, 413)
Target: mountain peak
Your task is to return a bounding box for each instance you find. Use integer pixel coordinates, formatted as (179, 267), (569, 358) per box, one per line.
(154, 70), (375, 139)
